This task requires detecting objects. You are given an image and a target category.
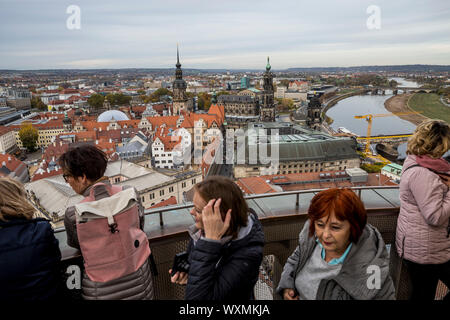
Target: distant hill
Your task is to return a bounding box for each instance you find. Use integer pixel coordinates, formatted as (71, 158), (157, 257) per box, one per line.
(1, 65), (449, 74)
(286, 65), (450, 73)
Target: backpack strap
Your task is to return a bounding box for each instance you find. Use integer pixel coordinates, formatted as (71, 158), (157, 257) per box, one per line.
(402, 164), (421, 174)
(403, 163), (450, 180)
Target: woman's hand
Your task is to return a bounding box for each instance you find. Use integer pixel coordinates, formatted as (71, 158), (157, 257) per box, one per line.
(201, 198), (231, 241)
(283, 288), (299, 300)
(169, 269), (188, 285)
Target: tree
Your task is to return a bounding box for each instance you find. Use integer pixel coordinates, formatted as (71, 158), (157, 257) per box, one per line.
(88, 94), (105, 109)
(279, 79), (291, 87)
(197, 92), (211, 110)
(389, 80), (398, 88)
(31, 97), (47, 111)
(19, 123), (39, 152)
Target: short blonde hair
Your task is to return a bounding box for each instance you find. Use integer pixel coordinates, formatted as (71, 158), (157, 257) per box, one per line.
(0, 177), (36, 222)
(407, 119), (450, 158)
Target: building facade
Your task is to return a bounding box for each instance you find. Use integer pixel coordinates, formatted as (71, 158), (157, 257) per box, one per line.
(232, 123), (360, 179)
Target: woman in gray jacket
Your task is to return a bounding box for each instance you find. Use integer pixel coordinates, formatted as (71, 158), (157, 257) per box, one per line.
(277, 188), (395, 300)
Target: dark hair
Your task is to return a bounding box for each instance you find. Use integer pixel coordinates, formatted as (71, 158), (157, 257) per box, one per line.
(307, 188), (367, 243)
(194, 175), (248, 239)
(59, 144), (108, 181)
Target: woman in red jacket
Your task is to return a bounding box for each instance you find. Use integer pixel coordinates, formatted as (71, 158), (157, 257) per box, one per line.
(396, 119), (450, 300)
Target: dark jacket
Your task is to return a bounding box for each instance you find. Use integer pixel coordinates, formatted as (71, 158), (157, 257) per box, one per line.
(0, 217), (63, 300)
(185, 211), (264, 300)
(276, 220), (396, 300)
(64, 180), (154, 300)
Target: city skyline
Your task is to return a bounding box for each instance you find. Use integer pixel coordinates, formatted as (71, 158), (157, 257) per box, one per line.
(1, 0), (450, 70)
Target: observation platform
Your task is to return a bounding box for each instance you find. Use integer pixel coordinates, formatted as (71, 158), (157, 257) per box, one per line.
(54, 186), (448, 300)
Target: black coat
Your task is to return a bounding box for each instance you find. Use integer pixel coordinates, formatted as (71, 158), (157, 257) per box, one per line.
(0, 218), (63, 300)
(185, 212), (264, 300)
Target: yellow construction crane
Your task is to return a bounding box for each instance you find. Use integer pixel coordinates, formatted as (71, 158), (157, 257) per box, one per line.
(354, 111), (422, 155)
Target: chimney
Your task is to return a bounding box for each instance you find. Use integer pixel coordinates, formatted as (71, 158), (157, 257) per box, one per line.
(109, 138), (112, 143)
(47, 168), (50, 173)
(8, 156), (11, 162)
(2, 161), (5, 167)
(60, 141), (62, 147)
(96, 140), (98, 145)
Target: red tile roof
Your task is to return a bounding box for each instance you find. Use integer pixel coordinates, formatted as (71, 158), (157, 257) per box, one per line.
(148, 196), (177, 209)
(154, 127), (182, 151)
(31, 168), (63, 182)
(0, 126), (14, 136)
(236, 177), (277, 195)
(0, 153), (25, 173)
(60, 88), (79, 94)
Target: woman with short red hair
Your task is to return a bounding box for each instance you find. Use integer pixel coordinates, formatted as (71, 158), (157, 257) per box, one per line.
(277, 188), (395, 300)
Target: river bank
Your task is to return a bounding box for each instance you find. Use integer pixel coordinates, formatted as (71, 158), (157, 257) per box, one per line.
(384, 93), (428, 126)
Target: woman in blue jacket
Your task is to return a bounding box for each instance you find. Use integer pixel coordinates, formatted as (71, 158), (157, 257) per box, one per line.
(170, 176), (265, 300)
(0, 177), (63, 300)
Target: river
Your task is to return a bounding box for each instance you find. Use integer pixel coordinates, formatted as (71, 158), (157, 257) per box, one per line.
(388, 77), (420, 88)
(326, 94), (417, 136)
(325, 78), (450, 161)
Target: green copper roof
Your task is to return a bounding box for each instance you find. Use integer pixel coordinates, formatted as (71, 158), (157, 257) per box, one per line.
(266, 56), (271, 71)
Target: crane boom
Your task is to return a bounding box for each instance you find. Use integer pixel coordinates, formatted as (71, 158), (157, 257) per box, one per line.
(353, 111), (422, 156)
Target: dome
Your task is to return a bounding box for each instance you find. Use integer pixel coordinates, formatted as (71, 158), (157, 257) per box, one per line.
(97, 110), (129, 122)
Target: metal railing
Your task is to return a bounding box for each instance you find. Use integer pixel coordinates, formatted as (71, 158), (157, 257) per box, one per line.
(54, 185), (399, 233)
(142, 185), (399, 228)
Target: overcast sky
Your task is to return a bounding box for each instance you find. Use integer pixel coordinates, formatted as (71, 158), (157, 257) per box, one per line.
(1, 0), (449, 70)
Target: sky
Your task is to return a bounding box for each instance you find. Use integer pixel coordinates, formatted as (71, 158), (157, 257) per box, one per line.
(1, 0), (449, 70)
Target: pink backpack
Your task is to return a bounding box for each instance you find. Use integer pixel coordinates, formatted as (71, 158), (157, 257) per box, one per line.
(74, 183), (150, 283)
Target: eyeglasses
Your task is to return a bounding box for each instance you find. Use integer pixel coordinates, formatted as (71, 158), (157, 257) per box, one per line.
(63, 173), (71, 182)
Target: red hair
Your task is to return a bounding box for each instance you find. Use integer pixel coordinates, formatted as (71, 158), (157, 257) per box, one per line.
(307, 188), (367, 243)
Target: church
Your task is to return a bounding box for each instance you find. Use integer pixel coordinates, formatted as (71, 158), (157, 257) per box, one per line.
(218, 57), (276, 129)
(171, 49), (276, 129)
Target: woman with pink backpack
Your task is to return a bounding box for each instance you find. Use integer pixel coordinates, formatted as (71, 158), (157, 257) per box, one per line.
(60, 145), (154, 300)
(396, 119), (450, 300)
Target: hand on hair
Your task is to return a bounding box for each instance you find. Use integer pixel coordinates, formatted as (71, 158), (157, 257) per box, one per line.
(201, 198), (232, 241)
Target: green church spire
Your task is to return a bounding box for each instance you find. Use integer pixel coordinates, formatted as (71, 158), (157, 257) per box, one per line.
(266, 56), (271, 71)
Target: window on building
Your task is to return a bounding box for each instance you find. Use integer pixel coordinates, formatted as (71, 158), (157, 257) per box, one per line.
(169, 186), (174, 193)
(160, 190), (164, 196)
(182, 182), (186, 188)
(150, 193), (155, 200)
(192, 179), (196, 184)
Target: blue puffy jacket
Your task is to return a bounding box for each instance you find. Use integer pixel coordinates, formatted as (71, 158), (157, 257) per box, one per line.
(0, 217), (63, 300)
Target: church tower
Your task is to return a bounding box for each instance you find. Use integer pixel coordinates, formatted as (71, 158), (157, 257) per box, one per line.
(259, 57), (275, 122)
(172, 45), (191, 114)
(306, 96), (323, 130)
(63, 111), (72, 132)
